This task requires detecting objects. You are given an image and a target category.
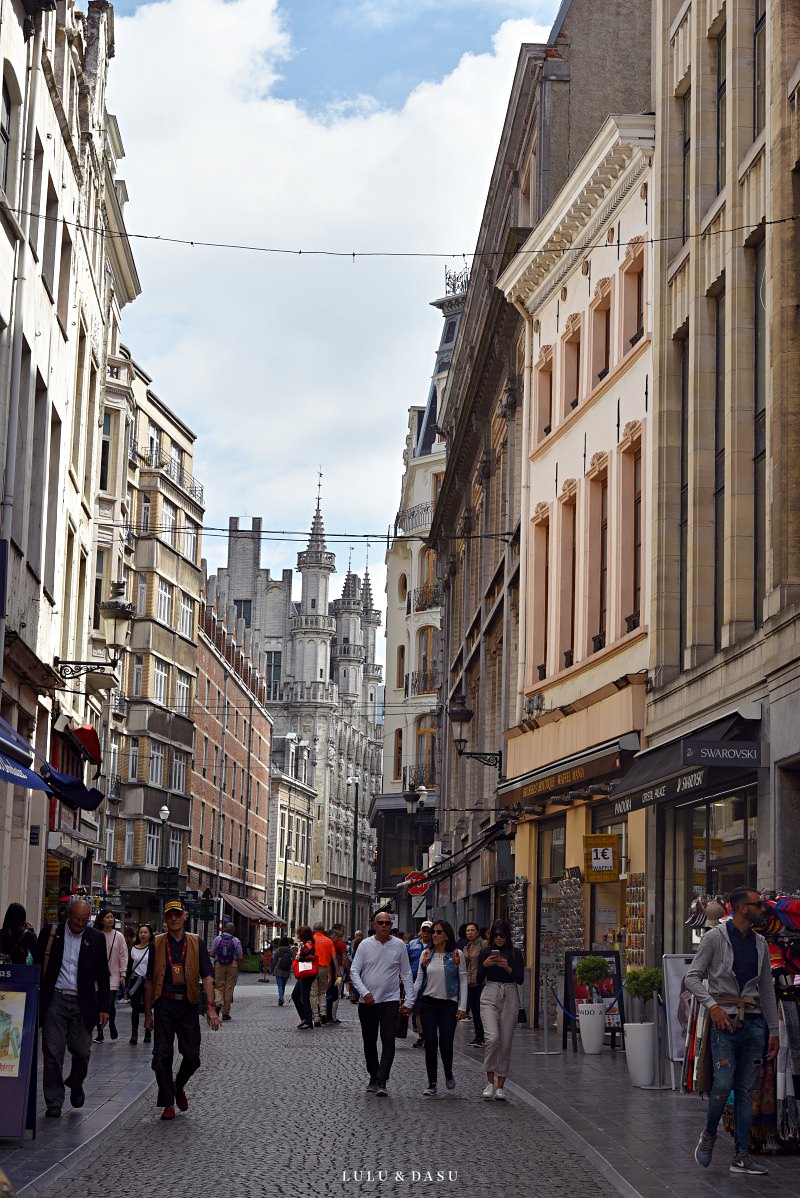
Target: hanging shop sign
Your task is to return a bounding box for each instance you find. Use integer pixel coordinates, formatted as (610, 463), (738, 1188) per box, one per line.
(500, 751), (622, 808)
(681, 740), (763, 767)
(583, 834), (621, 883)
(608, 766), (709, 816)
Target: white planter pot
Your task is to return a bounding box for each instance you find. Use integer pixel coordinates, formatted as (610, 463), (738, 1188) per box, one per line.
(625, 1021), (656, 1087)
(577, 1002), (606, 1054)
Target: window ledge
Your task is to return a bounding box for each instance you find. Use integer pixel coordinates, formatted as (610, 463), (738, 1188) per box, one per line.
(738, 131), (766, 184)
(0, 192), (24, 243)
(700, 188), (727, 236)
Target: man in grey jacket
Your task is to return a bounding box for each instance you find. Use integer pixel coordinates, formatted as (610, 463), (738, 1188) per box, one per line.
(686, 887), (779, 1176)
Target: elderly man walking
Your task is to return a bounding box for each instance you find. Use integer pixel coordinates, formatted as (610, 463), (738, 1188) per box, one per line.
(350, 912), (413, 1096)
(310, 921), (338, 1026)
(37, 895), (110, 1117)
(210, 922), (243, 1021)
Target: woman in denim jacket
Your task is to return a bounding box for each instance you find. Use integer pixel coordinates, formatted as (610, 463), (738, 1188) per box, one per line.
(412, 920), (467, 1096)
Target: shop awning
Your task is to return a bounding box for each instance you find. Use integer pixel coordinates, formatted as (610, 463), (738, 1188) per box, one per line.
(0, 752), (52, 793)
(606, 713), (758, 814)
(220, 891), (287, 925)
(40, 765), (105, 811)
(498, 732), (641, 808)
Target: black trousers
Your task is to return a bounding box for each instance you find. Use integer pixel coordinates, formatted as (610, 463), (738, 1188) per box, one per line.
(130, 987), (147, 1037)
(358, 1000), (399, 1085)
(291, 976), (314, 1025)
(96, 993), (117, 1038)
(419, 995), (458, 1085)
(467, 983), (485, 1042)
(152, 999), (202, 1107)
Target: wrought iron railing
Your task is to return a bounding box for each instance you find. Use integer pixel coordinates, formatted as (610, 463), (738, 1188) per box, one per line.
(139, 449), (204, 504)
(414, 583), (442, 612)
(395, 502), (434, 532)
(410, 670), (439, 696)
(403, 762), (437, 788)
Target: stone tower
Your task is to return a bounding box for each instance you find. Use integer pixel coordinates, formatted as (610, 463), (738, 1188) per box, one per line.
(331, 563), (364, 705)
(294, 498), (336, 691)
(362, 568), (382, 725)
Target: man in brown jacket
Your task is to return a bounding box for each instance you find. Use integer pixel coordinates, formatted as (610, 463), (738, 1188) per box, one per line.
(144, 900), (219, 1120)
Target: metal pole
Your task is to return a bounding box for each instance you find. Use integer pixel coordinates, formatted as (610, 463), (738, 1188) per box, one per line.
(532, 972), (561, 1056)
(159, 816), (169, 924)
(350, 778), (359, 940)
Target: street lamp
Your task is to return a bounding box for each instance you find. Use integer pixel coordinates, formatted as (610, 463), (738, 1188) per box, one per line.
(346, 775), (360, 941)
(54, 580), (135, 680)
(159, 804), (170, 921)
(403, 784), (427, 815)
(447, 689), (503, 776)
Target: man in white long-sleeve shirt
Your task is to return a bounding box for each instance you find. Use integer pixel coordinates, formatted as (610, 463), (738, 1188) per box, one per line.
(349, 912), (414, 1096)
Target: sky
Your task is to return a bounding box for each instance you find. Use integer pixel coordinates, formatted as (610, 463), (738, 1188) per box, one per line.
(107, 0), (559, 639)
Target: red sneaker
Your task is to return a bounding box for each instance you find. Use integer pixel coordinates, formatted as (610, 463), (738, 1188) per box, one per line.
(160, 1106), (176, 1121)
(176, 1091), (188, 1112)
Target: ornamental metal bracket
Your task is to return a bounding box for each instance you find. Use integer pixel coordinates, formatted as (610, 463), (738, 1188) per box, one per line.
(53, 657), (118, 681)
(457, 748), (504, 778)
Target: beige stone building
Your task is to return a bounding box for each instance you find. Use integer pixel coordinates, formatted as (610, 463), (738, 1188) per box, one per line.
(619, 0), (800, 961)
(497, 114), (655, 998)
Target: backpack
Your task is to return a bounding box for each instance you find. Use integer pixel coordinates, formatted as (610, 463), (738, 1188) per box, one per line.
(216, 933), (236, 965)
(278, 947), (293, 971)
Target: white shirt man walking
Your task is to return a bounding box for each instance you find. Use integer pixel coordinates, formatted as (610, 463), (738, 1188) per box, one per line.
(349, 913), (413, 1096)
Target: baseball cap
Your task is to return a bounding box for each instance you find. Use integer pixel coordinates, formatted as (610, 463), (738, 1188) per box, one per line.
(420, 920), (433, 929)
(164, 899), (185, 916)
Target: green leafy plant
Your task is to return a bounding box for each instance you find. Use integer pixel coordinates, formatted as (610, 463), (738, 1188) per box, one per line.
(575, 956), (610, 1003)
(624, 967), (663, 1022)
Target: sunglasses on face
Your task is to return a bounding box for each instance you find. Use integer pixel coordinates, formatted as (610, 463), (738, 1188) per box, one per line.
(375, 921), (392, 926)
(432, 929), (445, 935)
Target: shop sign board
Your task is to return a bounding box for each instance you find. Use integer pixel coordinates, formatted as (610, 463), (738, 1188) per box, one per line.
(0, 964), (40, 1145)
(608, 766), (709, 817)
(562, 949), (625, 1052)
(500, 751), (622, 808)
(681, 740), (762, 767)
(583, 834), (621, 883)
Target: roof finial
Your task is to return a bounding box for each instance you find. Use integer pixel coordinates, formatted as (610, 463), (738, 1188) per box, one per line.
(364, 540), (370, 573)
(348, 545), (353, 573)
(316, 466), (323, 508)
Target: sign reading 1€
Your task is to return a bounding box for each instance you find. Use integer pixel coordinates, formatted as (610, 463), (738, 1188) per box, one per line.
(583, 834), (621, 884)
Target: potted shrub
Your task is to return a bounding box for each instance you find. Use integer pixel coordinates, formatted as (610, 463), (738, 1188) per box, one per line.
(575, 956), (610, 1055)
(623, 967), (663, 1086)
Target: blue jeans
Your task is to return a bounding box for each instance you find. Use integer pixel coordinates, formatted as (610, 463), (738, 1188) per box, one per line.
(276, 975), (287, 1002)
(705, 1014), (766, 1153)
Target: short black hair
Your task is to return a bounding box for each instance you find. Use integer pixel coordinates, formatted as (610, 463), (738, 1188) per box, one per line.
(94, 907), (115, 929)
(728, 886), (759, 912)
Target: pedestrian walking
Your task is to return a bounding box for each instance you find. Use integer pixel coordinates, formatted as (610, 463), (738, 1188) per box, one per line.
(477, 919), (524, 1101)
(271, 936), (294, 1005)
(0, 903), (37, 964)
(412, 920), (467, 1096)
(93, 908), (128, 1042)
(456, 924), (469, 950)
(259, 941), (273, 983)
(348, 931), (364, 1000)
(210, 922), (243, 1020)
(291, 926), (317, 1029)
(326, 923), (350, 1024)
(687, 887), (779, 1175)
(462, 922), (488, 1046)
(125, 924), (153, 1045)
(350, 911), (414, 1096)
(310, 921), (338, 1025)
(406, 921), (433, 1048)
(36, 895), (110, 1117)
(144, 899), (220, 1121)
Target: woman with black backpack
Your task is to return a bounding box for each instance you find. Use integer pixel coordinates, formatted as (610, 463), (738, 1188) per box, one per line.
(271, 936), (294, 1006)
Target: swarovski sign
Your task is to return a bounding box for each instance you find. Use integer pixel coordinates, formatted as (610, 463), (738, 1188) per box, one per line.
(681, 740), (763, 767)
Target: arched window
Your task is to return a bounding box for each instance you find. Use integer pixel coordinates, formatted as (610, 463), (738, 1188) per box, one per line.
(0, 81), (11, 194)
(420, 548), (435, 588)
(414, 626), (438, 694)
(396, 644), (405, 690)
(415, 716), (436, 786)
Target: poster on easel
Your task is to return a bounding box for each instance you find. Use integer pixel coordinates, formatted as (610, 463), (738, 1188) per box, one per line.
(562, 949), (625, 1051)
(0, 964), (39, 1145)
(662, 954), (695, 1063)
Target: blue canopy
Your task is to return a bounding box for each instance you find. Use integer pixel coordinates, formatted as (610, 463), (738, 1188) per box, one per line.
(0, 752), (52, 793)
(40, 765), (104, 811)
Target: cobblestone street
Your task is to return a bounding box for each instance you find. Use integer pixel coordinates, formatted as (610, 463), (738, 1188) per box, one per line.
(14, 977), (621, 1198)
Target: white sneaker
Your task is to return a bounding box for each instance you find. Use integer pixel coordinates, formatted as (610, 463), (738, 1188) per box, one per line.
(482, 1083), (496, 1099)
(495, 1087), (507, 1101)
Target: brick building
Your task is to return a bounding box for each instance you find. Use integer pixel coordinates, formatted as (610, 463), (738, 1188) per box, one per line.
(188, 571), (275, 947)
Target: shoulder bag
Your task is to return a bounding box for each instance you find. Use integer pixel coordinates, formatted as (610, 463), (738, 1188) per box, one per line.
(292, 944), (318, 979)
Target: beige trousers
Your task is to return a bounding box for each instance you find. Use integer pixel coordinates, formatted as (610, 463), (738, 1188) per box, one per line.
(310, 965), (331, 1018)
(214, 962), (239, 1014)
(480, 981), (519, 1078)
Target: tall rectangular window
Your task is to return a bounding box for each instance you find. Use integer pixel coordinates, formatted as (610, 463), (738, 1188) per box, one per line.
(145, 825), (159, 867)
(597, 481), (609, 649)
(679, 337), (690, 663)
(176, 670), (191, 713)
(162, 499), (177, 548)
(149, 740), (164, 787)
(393, 729), (402, 780)
(136, 571), (147, 615)
(180, 593), (194, 638)
(129, 736), (139, 780)
(202, 735), (208, 778)
(93, 549), (106, 630)
(563, 332), (582, 413)
(154, 659), (169, 705)
(169, 831), (181, 869)
(265, 651), (282, 699)
(132, 654), (143, 697)
(716, 29), (727, 193)
(125, 820), (135, 864)
(141, 493), (151, 533)
(714, 292), (726, 650)
(184, 518), (199, 563)
(535, 360), (553, 439)
(533, 519), (550, 678)
(754, 0), (766, 138)
(682, 91), (691, 243)
(172, 750), (187, 793)
(632, 450), (642, 626)
(754, 242), (767, 624)
(57, 222), (73, 326)
(157, 578), (173, 624)
(559, 499), (577, 668)
(233, 597), (251, 625)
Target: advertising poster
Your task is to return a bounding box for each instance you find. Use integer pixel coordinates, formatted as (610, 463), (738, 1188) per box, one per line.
(0, 989), (26, 1077)
(662, 954), (696, 1062)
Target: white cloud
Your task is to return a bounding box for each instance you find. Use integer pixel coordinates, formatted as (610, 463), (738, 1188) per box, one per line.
(346, 0), (552, 32)
(108, 1), (551, 643)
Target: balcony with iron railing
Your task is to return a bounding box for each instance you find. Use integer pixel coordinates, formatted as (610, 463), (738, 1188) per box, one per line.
(395, 501), (434, 533)
(109, 691), (128, 718)
(406, 669), (440, 696)
(413, 583), (442, 612)
(403, 762), (437, 789)
(139, 448), (204, 504)
(106, 774), (122, 800)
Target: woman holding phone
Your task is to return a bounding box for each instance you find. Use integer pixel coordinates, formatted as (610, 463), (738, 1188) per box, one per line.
(477, 918), (524, 1100)
(412, 919), (467, 1095)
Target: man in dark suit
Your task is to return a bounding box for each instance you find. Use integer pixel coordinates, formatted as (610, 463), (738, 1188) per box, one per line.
(37, 895), (110, 1117)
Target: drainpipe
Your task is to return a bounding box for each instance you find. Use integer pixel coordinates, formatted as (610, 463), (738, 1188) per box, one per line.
(242, 695), (253, 892)
(215, 672), (229, 931)
(0, 16), (44, 695)
(511, 297), (533, 725)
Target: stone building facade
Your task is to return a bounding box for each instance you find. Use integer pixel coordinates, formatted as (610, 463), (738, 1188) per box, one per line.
(635, 0), (800, 960)
(188, 576), (273, 946)
(211, 508), (381, 933)
(0, 2), (140, 926)
(427, 2), (653, 934)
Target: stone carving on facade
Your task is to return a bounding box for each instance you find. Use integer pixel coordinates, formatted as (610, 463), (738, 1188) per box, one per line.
(536, 344), (554, 368)
(533, 500), (550, 524)
(560, 477), (578, 500)
(593, 277), (612, 303)
(623, 234), (645, 267)
(587, 450), (609, 478)
(564, 312), (582, 337)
